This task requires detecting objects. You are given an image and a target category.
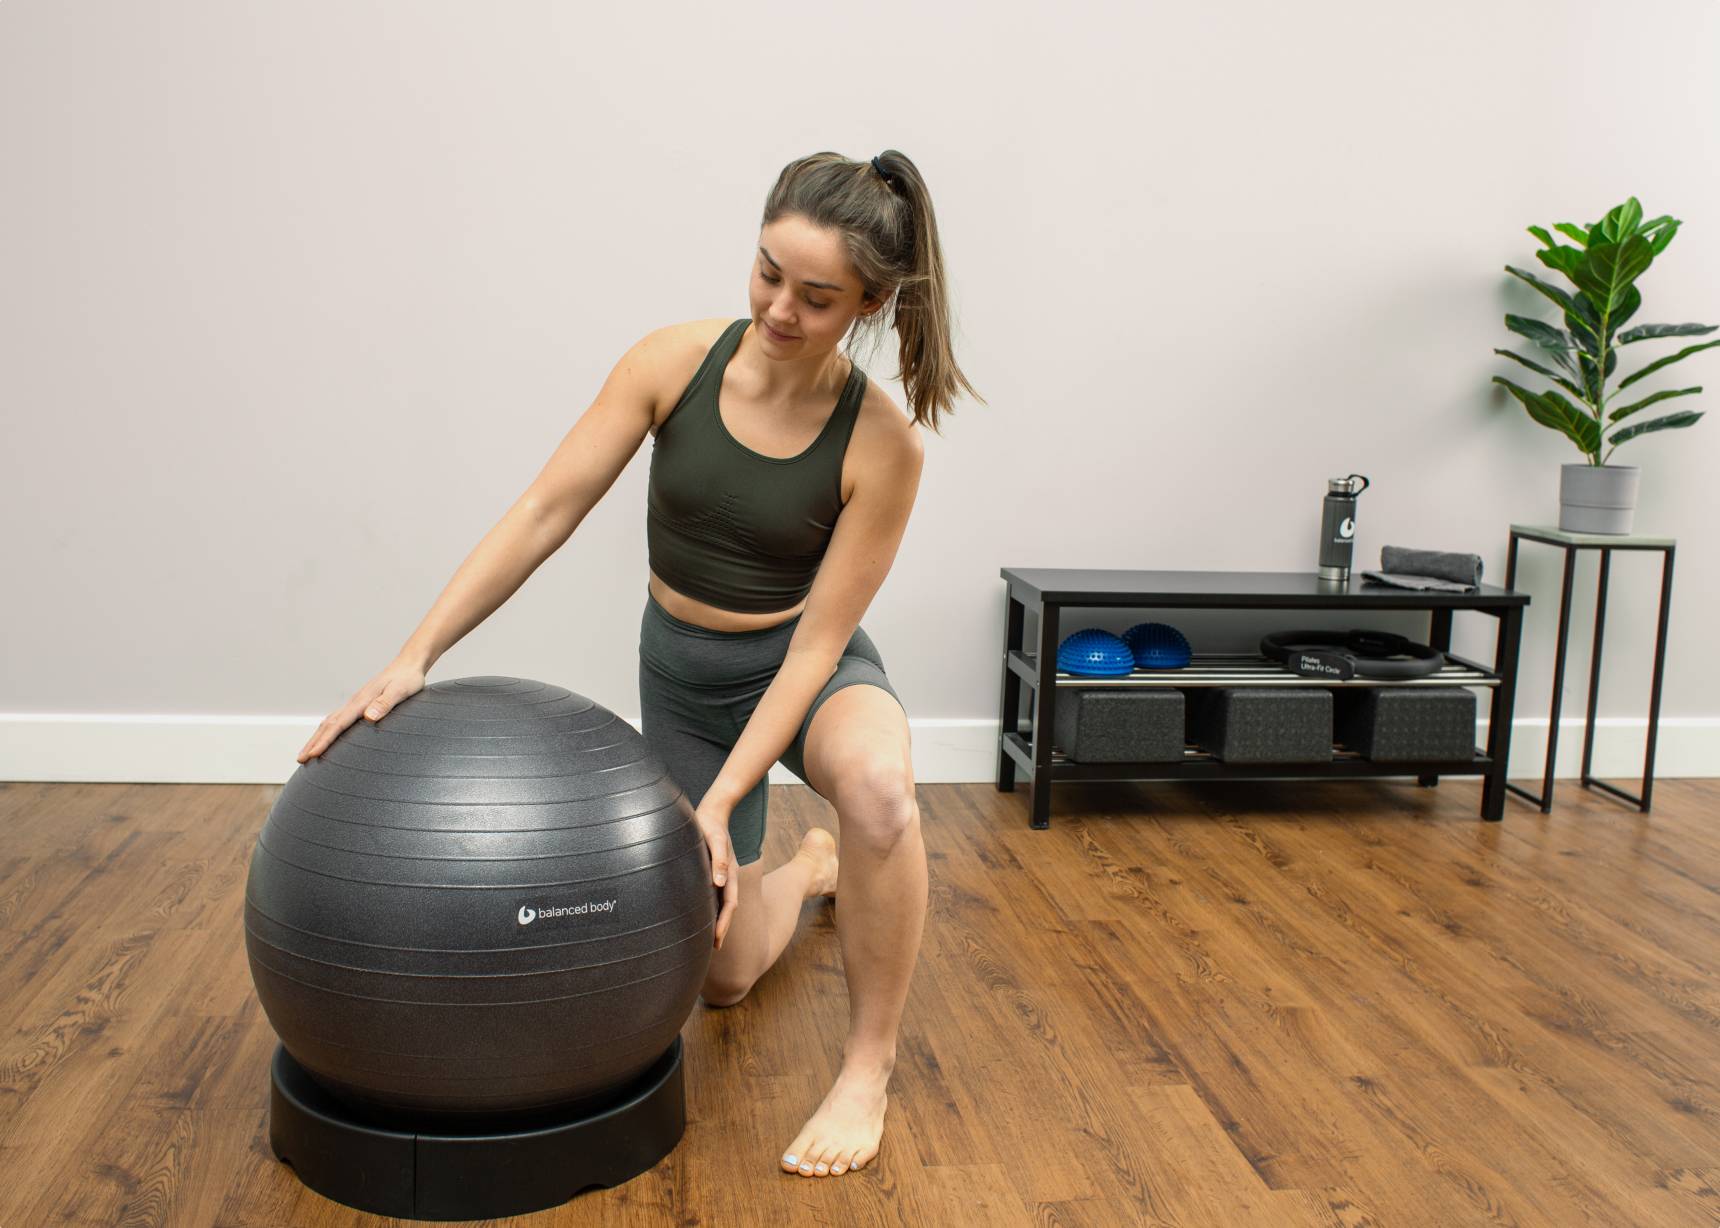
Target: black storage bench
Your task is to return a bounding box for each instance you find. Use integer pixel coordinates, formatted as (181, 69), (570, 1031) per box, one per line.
(996, 568), (1530, 827)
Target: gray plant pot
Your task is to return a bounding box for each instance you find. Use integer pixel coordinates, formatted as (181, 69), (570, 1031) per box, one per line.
(1559, 463), (1640, 534)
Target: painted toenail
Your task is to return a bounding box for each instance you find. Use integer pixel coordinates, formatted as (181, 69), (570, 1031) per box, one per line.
(832, 1165), (845, 1173)
(799, 1163), (813, 1173)
(783, 1155), (797, 1165)
(815, 1163), (828, 1173)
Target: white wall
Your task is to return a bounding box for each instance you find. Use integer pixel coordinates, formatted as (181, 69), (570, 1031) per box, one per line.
(4, 0), (1717, 784)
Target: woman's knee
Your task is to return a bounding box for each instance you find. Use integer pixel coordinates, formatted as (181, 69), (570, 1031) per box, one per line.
(831, 752), (919, 854)
(699, 976), (750, 1008)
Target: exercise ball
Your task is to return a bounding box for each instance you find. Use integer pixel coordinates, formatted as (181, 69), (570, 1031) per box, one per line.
(245, 676), (715, 1123)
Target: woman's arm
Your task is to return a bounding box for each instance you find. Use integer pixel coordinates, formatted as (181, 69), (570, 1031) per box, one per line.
(396, 329), (669, 671)
(702, 417), (926, 811)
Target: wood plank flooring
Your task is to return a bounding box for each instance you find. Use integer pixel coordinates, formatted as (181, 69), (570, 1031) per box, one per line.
(2, 775), (1717, 1226)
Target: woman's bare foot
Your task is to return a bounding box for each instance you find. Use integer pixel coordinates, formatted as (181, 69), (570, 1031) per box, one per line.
(780, 1053), (891, 1177)
(795, 827), (838, 899)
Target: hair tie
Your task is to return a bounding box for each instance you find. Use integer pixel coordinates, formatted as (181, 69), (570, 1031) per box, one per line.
(870, 155), (895, 188)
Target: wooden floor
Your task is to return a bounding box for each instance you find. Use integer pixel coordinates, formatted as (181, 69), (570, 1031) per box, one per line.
(3, 774), (1719, 1227)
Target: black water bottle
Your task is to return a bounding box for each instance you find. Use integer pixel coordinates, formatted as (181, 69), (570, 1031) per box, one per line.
(1317, 474), (1370, 581)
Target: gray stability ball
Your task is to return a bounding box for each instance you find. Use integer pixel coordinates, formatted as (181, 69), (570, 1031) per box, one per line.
(245, 676), (715, 1120)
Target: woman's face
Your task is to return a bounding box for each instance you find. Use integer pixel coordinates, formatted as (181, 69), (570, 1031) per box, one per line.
(749, 215), (883, 355)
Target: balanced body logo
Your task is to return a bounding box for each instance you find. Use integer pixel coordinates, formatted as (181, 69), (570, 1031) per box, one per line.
(514, 898), (617, 927)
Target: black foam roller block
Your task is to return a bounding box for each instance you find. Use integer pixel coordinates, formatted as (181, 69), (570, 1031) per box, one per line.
(1054, 688), (1185, 763)
(1334, 686), (1477, 763)
(1185, 687), (1333, 764)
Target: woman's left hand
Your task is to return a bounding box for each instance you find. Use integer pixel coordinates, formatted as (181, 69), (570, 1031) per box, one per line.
(690, 796), (738, 950)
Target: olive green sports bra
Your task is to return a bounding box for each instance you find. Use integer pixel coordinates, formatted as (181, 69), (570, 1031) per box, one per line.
(646, 319), (867, 613)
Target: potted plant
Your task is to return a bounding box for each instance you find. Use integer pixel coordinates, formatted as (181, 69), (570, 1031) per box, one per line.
(1493, 196), (1716, 533)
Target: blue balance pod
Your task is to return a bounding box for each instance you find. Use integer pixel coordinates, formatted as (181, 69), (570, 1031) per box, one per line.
(1123, 622), (1192, 670)
(1057, 628), (1136, 677)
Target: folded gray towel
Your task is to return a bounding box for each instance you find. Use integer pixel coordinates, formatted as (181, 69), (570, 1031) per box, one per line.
(1361, 545), (1484, 592)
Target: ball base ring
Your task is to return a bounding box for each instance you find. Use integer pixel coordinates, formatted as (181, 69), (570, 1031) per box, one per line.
(267, 1036), (685, 1220)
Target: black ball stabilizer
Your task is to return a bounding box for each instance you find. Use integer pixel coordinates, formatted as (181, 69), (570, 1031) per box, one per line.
(1259, 629), (1445, 681)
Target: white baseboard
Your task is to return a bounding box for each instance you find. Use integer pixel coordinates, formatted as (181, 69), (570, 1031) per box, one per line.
(2, 713), (1716, 785)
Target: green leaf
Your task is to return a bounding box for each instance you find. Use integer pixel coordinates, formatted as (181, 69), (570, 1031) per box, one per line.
(1505, 314), (1573, 351)
(1538, 389), (1604, 454)
(1504, 314), (1578, 374)
(1607, 386), (1702, 423)
(1553, 222), (1590, 247)
(1618, 198), (1646, 238)
(1603, 198), (1644, 241)
(1572, 236), (1654, 311)
(1619, 322), (1718, 343)
(1505, 265), (1575, 314)
(1564, 293), (1603, 349)
(1566, 286), (1637, 349)
(1535, 244), (1585, 280)
(1527, 225), (1557, 248)
(1494, 348), (1589, 400)
(1646, 217), (1680, 255)
(1493, 376), (1602, 455)
(1617, 338), (1720, 389)
(1608, 409), (1704, 447)
(1611, 284), (1642, 333)
(1576, 347), (1618, 401)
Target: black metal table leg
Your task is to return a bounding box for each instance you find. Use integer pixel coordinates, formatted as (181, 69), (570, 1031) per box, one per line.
(1579, 549), (1610, 787)
(996, 588), (1025, 792)
(1028, 603), (1060, 829)
(1506, 542), (1576, 813)
(1485, 604), (1524, 821)
(1641, 547), (1676, 811)
(1419, 608), (1456, 787)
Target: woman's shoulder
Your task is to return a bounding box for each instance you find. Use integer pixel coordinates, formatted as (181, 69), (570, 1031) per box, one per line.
(648, 316), (739, 372)
(644, 318), (743, 432)
(841, 373), (923, 503)
(855, 375), (921, 453)
(657, 316), (741, 353)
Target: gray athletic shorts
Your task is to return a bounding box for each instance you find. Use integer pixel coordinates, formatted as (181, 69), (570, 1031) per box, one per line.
(637, 589), (903, 867)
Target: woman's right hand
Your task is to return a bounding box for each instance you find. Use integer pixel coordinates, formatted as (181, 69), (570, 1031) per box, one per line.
(296, 659), (427, 763)
(690, 796), (738, 950)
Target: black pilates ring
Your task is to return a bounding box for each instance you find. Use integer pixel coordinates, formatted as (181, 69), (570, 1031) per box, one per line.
(1259, 629), (1445, 681)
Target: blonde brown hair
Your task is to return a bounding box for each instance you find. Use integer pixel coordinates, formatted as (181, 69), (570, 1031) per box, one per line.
(761, 150), (984, 433)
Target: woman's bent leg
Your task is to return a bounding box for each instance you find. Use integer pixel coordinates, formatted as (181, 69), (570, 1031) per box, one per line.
(699, 827), (836, 1006)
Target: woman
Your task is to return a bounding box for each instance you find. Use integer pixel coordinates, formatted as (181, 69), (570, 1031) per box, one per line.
(296, 149), (982, 1180)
